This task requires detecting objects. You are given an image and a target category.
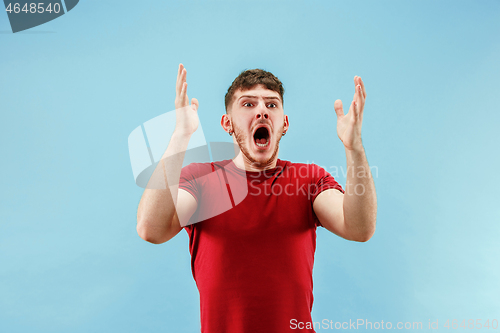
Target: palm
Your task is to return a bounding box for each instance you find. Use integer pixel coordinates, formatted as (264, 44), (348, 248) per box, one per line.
(175, 104), (199, 134)
(337, 111), (358, 149)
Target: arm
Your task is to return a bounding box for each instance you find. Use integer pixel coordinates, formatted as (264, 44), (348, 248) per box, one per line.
(136, 64), (199, 244)
(313, 76), (377, 242)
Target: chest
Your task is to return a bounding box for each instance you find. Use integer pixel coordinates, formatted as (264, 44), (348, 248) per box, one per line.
(194, 172), (316, 239)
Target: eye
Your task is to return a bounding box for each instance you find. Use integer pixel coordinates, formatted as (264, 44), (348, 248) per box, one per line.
(243, 102), (253, 107)
(267, 103), (277, 108)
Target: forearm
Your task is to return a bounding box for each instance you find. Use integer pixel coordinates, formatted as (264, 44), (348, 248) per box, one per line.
(343, 145), (377, 241)
(136, 131), (191, 242)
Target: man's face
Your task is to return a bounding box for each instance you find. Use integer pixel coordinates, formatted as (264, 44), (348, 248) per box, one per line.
(226, 85), (289, 168)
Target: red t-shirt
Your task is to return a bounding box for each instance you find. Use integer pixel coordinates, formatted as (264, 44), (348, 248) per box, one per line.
(179, 159), (344, 333)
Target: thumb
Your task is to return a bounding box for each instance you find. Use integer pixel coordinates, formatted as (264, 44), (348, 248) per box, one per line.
(334, 99), (344, 118)
(191, 98), (199, 111)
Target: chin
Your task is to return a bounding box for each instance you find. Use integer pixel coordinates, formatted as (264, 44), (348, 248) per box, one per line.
(248, 140), (281, 168)
(233, 123), (282, 168)
(251, 154), (273, 166)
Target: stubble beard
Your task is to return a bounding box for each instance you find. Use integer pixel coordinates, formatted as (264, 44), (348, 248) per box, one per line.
(232, 122), (284, 169)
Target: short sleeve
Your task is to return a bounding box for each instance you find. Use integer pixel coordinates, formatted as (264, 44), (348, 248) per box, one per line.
(309, 164), (344, 202)
(308, 164), (344, 227)
(179, 163), (208, 203)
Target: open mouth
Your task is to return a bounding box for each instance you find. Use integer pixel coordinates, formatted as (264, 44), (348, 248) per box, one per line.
(253, 126), (270, 148)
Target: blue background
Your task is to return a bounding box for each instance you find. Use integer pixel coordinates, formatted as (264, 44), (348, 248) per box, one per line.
(1, 0), (499, 332)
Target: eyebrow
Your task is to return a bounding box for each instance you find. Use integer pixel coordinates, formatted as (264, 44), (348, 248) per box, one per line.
(238, 95), (281, 101)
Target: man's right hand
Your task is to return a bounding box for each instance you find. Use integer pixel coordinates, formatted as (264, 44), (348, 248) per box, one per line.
(174, 64), (199, 136)
(136, 63), (200, 243)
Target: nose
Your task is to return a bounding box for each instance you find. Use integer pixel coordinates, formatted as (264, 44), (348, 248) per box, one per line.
(256, 105), (269, 120)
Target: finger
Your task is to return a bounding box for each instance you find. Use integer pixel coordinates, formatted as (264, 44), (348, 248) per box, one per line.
(352, 85), (359, 108)
(354, 76), (366, 100)
(352, 76), (365, 112)
(180, 82), (188, 106)
(358, 76), (366, 99)
(177, 63), (183, 82)
(334, 99), (344, 117)
(176, 64), (184, 96)
(353, 76), (362, 95)
(184, 82), (189, 105)
(356, 83), (365, 106)
(191, 98), (199, 111)
(350, 100), (359, 119)
(177, 67), (186, 97)
(352, 76), (357, 98)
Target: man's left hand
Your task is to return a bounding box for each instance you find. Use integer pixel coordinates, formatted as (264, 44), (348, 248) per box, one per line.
(334, 76), (366, 151)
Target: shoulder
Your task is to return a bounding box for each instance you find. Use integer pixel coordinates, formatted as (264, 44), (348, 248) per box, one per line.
(181, 159), (232, 177)
(182, 162), (211, 171)
(181, 162), (212, 179)
(278, 159), (329, 178)
(278, 159), (324, 169)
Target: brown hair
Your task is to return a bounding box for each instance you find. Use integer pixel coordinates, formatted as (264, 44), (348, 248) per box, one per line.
(224, 69), (284, 112)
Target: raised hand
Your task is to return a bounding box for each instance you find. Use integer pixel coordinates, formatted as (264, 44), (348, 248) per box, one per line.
(334, 76), (366, 151)
(174, 64), (199, 136)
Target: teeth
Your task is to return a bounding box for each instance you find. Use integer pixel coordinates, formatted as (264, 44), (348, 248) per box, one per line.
(256, 140), (269, 147)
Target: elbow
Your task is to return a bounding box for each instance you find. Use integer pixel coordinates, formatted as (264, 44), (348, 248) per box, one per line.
(354, 231), (374, 242)
(136, 220), (167, 244)
(358, 225), (376, 242)
(349, 220), (376, 243)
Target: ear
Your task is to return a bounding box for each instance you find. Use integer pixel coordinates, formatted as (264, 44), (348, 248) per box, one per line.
(221, 114), (232, 134)
(283, 115), (289, 134)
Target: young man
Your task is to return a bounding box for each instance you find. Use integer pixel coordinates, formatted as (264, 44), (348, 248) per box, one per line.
(136, 64), (377, 333)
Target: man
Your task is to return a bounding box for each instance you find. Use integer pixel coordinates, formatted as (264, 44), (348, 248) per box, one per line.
(136, 64), (377, 332)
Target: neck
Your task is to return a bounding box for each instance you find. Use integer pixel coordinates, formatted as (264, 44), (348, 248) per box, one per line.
(232, 152), (279, 172)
